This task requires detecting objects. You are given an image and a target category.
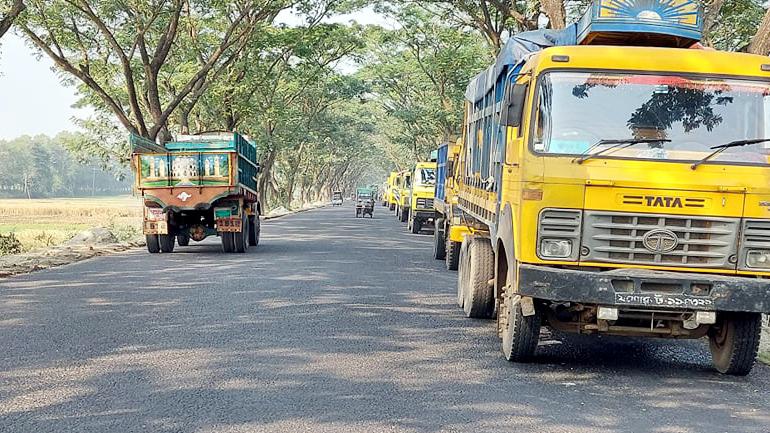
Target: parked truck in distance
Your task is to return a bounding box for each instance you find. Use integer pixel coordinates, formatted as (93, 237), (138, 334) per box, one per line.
(407, 161), (437, 234)
(131, 132), (262, 254)
(453, 0), (770, 375)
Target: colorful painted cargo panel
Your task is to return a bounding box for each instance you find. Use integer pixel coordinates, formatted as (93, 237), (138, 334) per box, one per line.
(138, 153), (231, 187)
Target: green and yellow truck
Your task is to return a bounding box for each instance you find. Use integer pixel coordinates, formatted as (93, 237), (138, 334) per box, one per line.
(132, 132), (262, 254)
(452, 0), (770, 374)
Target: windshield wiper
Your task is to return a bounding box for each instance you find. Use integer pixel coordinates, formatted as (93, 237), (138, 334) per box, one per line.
(690, 138), (770, 170)
(573, 138), (671, 164)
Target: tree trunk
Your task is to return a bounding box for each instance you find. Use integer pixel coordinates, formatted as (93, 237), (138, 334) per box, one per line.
(0, 0), (25, 40)
(748, 8), (770, 55)
(541, 0), (566, 30)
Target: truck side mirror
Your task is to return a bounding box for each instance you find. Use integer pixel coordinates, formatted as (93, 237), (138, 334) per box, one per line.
(446, 160), (455, 178)
(504, 84), (527, 127)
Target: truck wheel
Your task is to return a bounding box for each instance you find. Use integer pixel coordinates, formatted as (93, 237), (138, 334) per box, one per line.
(433, 219), (446, 260)
(456, 238), (470, 308)
(146, 235), (160, 254)
(389, 203), (395, 211)
(234, 214), (248, 253)
(460, 237), (495, 319)
(400, 207), (409, 223)
(500, 282), (541, 362)
(159, 234), (175, 253)
(177, 233), (190, 246)
(248, 215), (260, 246)
(410, 217), (421, 234)
(708, 312), (762, 375)
(221, 232), (234, 253)
(446, 238), (461, 271)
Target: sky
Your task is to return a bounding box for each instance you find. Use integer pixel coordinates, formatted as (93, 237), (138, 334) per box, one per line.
(0, 7), (395, 141)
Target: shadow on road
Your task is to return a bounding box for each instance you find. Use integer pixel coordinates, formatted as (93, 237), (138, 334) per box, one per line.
(1, 204), (769, 433)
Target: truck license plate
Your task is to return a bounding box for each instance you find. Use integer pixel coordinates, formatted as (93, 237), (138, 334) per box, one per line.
(615, 293), (714, 309)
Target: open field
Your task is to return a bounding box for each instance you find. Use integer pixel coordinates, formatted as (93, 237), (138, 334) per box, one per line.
(0, 196), (142, 252)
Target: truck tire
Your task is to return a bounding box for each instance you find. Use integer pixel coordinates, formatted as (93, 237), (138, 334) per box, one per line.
(159, 234), (175, 253)
(400, 207), (409, 223)
(708, 312), (762, 375)
(221, 232), (234, 253)
(446, 238), (461, 271)
(410, 217), (421, 234)
(146, 235), (160, 254)
(456, 238), (470, 308)
(248, 215), (260, 246)
(234, 213), (248, 253)
(460, 237), (495, 319)
(177, 233), (190, 246)
(500, 279), (541, 362)
(389, 203), (395, 211)
(433, 218), (446, 260)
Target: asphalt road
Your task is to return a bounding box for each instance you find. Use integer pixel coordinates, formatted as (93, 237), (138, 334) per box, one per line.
(1, 203), (770, 433)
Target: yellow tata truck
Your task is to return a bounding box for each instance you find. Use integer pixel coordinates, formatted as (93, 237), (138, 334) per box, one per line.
(384, 171), (398, 210)
(394, 170), (412, 223)
(453, 0), (770, 375)
(407, 161), (438, 234)
(433, 140), (465, 269)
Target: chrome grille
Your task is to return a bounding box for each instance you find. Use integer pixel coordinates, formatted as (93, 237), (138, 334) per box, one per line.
(416, 198), (434, 209)
(583, 211), (738, 268)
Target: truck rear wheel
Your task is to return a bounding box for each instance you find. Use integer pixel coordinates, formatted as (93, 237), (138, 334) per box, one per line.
(708, 312), (762, 375)
(400, 207), (409, 223)
(234, 213), (248, 253)
(446, 238), (460, 271)
(221, 232), (234, 253)
(389, 203), (395, 211)
(456, 239), (470, 308)
(500, 280), (541, 362)
(433, 218), (446, 260)
(409, 216), (421, 234)
(459, 237), (495, 319)
(146, 235), (160, 254)
(177, 233), (190, 246)
(248, 215), (260, 246)
(159, 234), (175, 253)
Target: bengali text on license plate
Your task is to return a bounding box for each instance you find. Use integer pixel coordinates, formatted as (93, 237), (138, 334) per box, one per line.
(615, 293), (714, 309)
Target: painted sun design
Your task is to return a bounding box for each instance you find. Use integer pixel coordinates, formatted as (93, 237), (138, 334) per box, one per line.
(599, 0), (700, 26)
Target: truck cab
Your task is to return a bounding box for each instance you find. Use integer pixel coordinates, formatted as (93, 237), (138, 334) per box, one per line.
(453, 0), (770, 375)
(407, 161), (437, 234)
(395, 170), (412, 223)
(385, 171), (399, 210)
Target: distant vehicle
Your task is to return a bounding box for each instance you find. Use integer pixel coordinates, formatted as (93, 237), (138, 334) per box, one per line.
(432, 140), (464, 270)
(384, 171), (398, 210)
(355, 187), (374, 218)
(331, 191), (344, 206)
(131, 132), (261, 254)
(393, 170), (411, 222)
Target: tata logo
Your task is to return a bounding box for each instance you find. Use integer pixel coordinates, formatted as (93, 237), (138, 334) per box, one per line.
(642, 229), (679, 253)
(645, 196), (683, 208)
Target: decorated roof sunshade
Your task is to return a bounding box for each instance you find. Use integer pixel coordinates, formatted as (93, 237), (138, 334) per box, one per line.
(577, 0), (702, 46)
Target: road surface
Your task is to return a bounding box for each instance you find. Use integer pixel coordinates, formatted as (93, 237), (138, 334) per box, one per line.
(1, 204), (769, 433)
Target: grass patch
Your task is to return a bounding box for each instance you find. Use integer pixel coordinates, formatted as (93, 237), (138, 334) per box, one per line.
(0, 196), (142, 253)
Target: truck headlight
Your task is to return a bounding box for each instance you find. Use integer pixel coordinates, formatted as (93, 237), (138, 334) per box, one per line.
(746, 250), (770, 268)
(540, 239), (572, 258)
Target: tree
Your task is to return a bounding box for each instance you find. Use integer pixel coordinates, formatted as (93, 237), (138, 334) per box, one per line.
(0, 0), (25, 40)
(748, 5), (770, 55)
(18, 0), (291, 140)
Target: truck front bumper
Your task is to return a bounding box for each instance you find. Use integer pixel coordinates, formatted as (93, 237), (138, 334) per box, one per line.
(518, 264), (770, 313)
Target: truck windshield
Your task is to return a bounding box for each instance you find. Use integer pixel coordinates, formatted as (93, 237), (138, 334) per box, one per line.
(415, 168), (436, 186)
(533, 71), (770, 166)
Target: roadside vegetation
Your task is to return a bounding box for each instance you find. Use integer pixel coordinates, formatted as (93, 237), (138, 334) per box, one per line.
(0, 196), (141, 254)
